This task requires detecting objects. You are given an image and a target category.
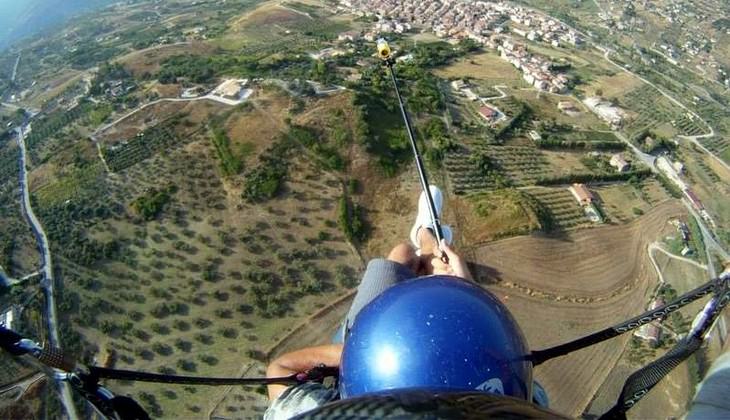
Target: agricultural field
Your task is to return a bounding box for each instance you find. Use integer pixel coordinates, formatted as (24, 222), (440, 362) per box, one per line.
(523, 187), (593, 231)
(594, 180), (670, 223)
(619, 85), (709, 141)
(102, 121), (182, 172)
(117, 42), (216, 78)
(698, 137), (730, 165)
(18, 80), (389, 417)
(510, 89), (609, 130)
(469, 201), (686, 416)
(37, 128), (364, 418)
(24, 101), (98, 164)
(97, 100), (227, 172)
(484, 145), (551, 186)
(450, 189), (546, 245)
(433, 51), (526, 87)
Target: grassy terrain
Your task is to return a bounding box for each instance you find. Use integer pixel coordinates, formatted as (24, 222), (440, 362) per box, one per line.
(586, 71), (644, 99)
(433, 51), (526, 86)
(453, 189), (546, 244)
(594, 180), (670, 223)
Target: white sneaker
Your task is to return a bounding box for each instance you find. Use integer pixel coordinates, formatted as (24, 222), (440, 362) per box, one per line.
(409, 185), (453, 252)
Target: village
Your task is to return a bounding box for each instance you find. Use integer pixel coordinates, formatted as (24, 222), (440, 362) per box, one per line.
(338, 0), (583, 93)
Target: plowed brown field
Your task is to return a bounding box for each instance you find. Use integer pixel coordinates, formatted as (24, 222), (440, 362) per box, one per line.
(470, 201), (686, 416)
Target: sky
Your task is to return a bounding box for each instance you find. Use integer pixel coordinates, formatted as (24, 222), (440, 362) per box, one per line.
(0, 0), (113, 51)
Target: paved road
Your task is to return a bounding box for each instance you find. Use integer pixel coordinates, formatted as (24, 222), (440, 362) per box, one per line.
(92, 93), (251, 140)
(682, 198), (729, 278)
(613, 130), (656, 168)
(15, 126), (78, 420)
(11, 53), (20, 82)
(0, 373), (45, 399)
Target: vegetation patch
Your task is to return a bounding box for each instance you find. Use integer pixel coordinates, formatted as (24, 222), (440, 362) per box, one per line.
(535, 168), (652, 186)
(131, 185), (177, 221)
(288, 124), (345, 171)
(0, 139), (18, 185)
(242, 138), (292, 202)
(210, 124), (243, 176)
(338, 194), (368, 244)
(459, 188), (551, 244)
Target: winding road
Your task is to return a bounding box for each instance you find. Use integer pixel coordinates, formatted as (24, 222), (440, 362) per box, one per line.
(15, 126), (78, 420)
(647, 241), (708, 286)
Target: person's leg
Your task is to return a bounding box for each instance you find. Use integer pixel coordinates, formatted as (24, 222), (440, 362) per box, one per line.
(343, 187), (449, 330)
(412, 227), (439, 276)
(343, 253), (417, 329)
(386, 242), (419, 272)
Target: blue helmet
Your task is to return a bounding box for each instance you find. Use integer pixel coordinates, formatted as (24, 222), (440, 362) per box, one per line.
(340, 276), (531, 400)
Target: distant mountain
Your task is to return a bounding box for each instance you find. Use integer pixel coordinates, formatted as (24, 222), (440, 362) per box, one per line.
(0, 0), (116, 51)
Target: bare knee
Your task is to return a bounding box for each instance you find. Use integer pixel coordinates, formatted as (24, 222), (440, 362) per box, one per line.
(387, 243), (417, 268)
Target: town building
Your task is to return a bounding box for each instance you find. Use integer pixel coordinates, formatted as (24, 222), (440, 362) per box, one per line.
(609, 153), (631, 173)
(634, 297), (666, 347)
(338, 31), (361, 42)
(557, 101), (576, 112)
(213, 79), (249, 100)
(584, 204), (603, 223)
(451, 79), (468, 90)
(634, 322), (661, 348)
(569, 183), (594, 206)
(479, 106), (498, 121)
(340, 0), (582, 95)
(583, 97), (625, 128)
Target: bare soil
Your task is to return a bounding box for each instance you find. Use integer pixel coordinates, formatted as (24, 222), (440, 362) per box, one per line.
(466, 201), (686, 415)
(469, 201), (684, 297)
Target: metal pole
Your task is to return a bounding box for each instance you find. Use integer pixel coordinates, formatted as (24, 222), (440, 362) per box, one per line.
(385, 59), (446, 250)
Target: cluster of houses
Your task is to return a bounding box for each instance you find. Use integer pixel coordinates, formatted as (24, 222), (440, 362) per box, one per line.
(337, 0), (584, 92)
(498, 40), (570, 92)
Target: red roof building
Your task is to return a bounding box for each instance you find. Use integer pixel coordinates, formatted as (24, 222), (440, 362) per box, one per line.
(479, 106), (497, 120)
(569, 183), (594, 206)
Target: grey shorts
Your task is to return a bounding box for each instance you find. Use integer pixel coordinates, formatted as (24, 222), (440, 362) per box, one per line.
(344, 258), (417, 329)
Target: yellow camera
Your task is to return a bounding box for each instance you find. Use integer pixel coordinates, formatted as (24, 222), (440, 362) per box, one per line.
(376, 38), (391, 60)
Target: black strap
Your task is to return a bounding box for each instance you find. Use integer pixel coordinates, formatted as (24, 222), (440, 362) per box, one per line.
(110, 396), (150, 420)
(600, 336), (702, 420)
(89, 365), (339, 386)
(600, 277), (729, 419)
(530, 277), (718, 365)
